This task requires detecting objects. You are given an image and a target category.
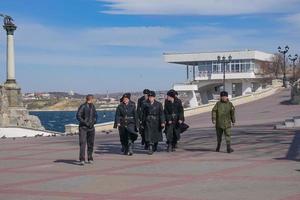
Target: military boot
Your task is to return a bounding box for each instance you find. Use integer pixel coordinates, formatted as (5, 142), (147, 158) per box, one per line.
(121, 145), (125, 153)
(216, 143), (221, 152)
(148, 145), (153, 155)
(127, 142), (133, 156)
(153, 143), (158, 152)
(227, 144), (234, 153)
(123, 145), (128, 155)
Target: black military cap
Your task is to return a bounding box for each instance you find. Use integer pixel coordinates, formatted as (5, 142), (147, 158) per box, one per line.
(167, 90), (176, 98)
(120, 93), (131, 102)
(169, 89), (178, 96)
(143, 89), (150, 95)
(124, 93), (131, 99)
(148, 91), (156, 97)
(220, 91), (228, 97)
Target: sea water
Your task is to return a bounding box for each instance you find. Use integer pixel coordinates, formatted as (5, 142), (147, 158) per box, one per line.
(29, 111), (115, 133)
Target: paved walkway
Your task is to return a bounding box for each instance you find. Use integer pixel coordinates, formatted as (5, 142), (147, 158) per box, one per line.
(0, 88), (299, 200)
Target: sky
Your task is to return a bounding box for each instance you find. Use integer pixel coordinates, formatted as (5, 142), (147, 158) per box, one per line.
(0, 0), (300, 94)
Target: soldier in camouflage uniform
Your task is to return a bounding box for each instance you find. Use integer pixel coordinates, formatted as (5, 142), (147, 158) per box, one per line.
(212, 91), (235, 153)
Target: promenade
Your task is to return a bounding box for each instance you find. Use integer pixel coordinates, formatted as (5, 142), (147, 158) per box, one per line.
(0, 88), (299, 200)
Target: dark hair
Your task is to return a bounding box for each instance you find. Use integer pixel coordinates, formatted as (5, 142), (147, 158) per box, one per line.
(86, 94), (94, 101)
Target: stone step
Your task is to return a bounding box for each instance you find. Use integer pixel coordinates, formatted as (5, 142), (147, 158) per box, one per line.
(293, 116), (300, 127)
(274, 124), (287, 129)
(285, 119), (295, 128)
(275, 116), (300, 129)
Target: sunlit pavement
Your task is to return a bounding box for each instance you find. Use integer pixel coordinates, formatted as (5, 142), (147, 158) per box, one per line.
(0, 89), (299, 200)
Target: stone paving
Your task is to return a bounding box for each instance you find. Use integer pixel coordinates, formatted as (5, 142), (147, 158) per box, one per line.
(0, 88), (299, 200)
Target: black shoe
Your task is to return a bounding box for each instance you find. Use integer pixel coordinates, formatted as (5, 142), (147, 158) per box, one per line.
(227, 144), (234, 153)
(123, 146), (128, 155)
(79, 160), (85, 166)
(121, 145), (125, 153)
(216, 143), (221, 152)
(153, 143), (158, 152)
(148, 145), (153, 155)
(88, 156), (93, 162)
(127, 143), (133, 156)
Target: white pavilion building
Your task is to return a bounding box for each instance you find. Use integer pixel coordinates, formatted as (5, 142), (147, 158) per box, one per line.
(164, 50), (274, 107)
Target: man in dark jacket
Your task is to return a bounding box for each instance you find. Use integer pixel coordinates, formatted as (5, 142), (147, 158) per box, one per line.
(141, 91), (165, 155)
(164, 90), (184, 152)
(76, 94), (98, 165)
(137, 89), (150, 148)
(212, 91), (236, 153)
(114, 93), (139, 156)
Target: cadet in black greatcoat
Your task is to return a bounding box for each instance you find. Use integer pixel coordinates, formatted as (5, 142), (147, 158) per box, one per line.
(164, 90), (184, 152)
(114, 93), (139, 156)
(141, 91), (165, 155)
(137, 89), (150, 148)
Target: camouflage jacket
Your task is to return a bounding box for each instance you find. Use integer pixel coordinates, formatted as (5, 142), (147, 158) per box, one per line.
(212, 101), (235, 129)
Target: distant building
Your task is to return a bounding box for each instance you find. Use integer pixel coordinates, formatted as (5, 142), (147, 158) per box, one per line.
(69, 90), (75, 96)
(164, 50), (274, 107)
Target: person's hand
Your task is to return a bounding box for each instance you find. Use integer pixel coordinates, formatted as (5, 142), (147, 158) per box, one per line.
(117, 123), (121, 127)
(178, 120), (183, 124)
(161, 123), (165, 128)
(168, 121), (172, 125)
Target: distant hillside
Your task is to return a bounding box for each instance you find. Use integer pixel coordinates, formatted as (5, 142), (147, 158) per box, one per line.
(25, 99), (83, 111)
(25, 99), (118, 111)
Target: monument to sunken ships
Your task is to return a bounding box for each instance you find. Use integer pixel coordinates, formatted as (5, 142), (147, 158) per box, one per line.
(0, 14), (43, 130)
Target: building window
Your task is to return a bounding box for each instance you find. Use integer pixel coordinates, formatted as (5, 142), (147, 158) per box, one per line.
(198, 61), (213, 73)
(198, 59), (255, 75)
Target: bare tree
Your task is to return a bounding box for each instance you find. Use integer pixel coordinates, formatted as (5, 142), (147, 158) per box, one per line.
(258, 53), (283, 79)
(271, 53), (284, 79)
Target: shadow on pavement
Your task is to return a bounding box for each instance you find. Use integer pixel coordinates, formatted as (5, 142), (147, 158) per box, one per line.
(280, 100), (293, 105)
(275, 131), (300, 162)
(182, 147), (215, 152)
(53, 159), (82, 166)
(95, 143), (165, 155)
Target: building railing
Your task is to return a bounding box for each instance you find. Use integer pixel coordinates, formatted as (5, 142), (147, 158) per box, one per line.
(198, 70), (254, 77)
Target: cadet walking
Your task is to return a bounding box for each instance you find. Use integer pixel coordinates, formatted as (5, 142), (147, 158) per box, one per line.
(76, 94), (98, 165)
(164, 90), (184, 152)
(137, 89), (150, 149)
(114, 93), (139, 156)
(141, 91), (165, 155)
(212, 91), (235, 153)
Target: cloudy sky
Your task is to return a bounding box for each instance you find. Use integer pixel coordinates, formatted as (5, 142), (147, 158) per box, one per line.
(1, 0), (300, 94)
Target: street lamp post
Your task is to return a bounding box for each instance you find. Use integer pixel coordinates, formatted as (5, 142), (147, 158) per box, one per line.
(217, 55), (232, 91)
(278, 45), (289, 87)
(288, 54), (299, 82)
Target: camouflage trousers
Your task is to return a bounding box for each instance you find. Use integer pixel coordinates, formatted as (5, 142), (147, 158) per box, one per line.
(216, 127), (231, 145)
